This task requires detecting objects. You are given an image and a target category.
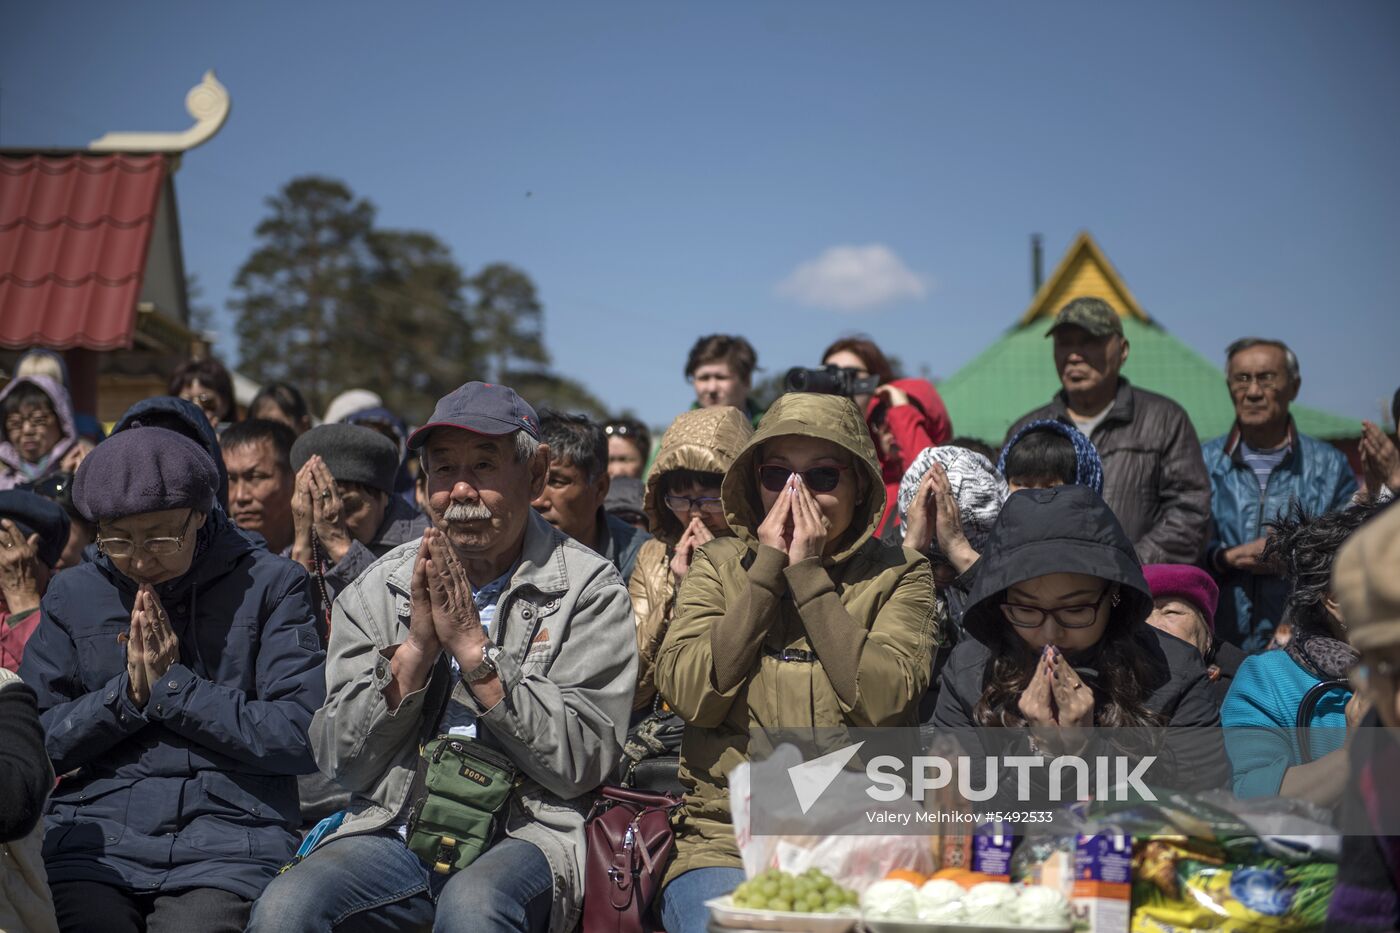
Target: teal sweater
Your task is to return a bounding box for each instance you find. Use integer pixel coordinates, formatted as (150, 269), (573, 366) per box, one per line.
(1221, 649), (1349, 798)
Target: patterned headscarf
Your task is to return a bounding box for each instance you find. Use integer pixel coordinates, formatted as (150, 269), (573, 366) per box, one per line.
(897, 446), (1009, 557)
(998, 419), (1104, 494)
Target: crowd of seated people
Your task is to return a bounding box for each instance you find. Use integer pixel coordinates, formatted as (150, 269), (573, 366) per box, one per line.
(1, 315), (1397, 932)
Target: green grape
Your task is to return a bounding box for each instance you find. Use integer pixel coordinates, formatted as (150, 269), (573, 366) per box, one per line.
(734, 882), (751, 901)
(761, 880), (779, 899)
(747, 896), (768, 911)
(804, 891), (825, 911)
(792, 879), (812, 899)
(770, 897), (792, 912)
(789, 901), (810, 914)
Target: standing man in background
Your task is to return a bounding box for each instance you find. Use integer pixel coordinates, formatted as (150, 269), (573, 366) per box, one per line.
(1007, 297), (1211, 565)
(1202, 338), (1357, 652)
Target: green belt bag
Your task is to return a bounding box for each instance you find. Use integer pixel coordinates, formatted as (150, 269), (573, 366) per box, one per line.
(405, 735), (521, 875)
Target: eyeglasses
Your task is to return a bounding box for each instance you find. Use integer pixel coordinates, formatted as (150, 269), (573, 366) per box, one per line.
(97, 512), (196, 559)
(604, 422), (640, 438)
(758, 464), (850, 494)
(1000, 588), (1112, 629)
(664, 494), (724, 515)
(1228, 372), (1284, 391)
(4, 411), (54, 434)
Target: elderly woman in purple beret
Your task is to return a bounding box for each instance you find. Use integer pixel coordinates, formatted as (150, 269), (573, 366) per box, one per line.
(19, 427), (325, 933)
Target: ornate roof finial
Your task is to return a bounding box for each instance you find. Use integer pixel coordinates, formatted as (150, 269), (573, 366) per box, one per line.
(89, 70), (231, 153)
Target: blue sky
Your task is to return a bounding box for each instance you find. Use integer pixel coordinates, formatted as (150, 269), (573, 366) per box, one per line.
(5, 1), (1398, 430)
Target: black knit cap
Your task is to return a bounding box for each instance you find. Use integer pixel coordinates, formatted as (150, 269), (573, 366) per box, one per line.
(72, 428), (218, 524)
(291, 423), (400, 496)
(0, 489), (71, 568)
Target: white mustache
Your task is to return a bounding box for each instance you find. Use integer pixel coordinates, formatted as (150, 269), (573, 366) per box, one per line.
(444, 502), (493, 522)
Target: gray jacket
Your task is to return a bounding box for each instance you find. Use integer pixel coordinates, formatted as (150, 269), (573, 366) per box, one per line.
(309, 511), (637, 933)
(1007, 378), (1212, 565)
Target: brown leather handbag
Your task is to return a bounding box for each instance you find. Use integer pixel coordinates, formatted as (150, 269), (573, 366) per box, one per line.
(582, 785), (682, 933)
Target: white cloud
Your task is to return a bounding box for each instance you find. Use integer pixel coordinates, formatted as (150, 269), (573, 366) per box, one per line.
(776, 244), (928, 312)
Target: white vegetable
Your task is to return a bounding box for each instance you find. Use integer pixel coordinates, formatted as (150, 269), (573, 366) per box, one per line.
(1016, 885), (1071, 926)
(916, 878), (966, 922)
(963, 881), (1019, 924)
(860, 879), (919, 920)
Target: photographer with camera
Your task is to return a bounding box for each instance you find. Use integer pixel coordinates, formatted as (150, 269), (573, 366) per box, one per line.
(783, 337), (952, 537)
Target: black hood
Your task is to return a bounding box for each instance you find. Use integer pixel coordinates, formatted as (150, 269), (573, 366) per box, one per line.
(962, 484), (1152, 643)
(113, 396), (229, 510)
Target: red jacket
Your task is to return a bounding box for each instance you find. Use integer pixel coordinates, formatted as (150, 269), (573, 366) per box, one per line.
(0, 607), (42, 673)
(866, 378), (953, 535)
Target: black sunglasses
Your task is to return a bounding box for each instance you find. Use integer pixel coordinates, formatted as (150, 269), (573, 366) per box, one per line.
(758, 464), (850, 494)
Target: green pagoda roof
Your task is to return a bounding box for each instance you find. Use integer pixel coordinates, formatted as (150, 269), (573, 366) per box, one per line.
(937, 233), (1362, 446)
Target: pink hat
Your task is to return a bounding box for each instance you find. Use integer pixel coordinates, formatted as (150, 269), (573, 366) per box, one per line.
(1141, 564), (1220, 633)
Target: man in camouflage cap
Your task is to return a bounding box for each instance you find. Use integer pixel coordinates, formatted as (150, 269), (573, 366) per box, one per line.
(1006, 297), (1211, 565)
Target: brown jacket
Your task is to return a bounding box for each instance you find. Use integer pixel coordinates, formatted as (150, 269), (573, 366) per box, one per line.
(630, 407), (754, 712)
(655, 393), (942, 881)
(1007, 378), (1211, 565)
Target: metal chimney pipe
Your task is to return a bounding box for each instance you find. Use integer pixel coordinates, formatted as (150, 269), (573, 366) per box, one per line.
(1031, 234), (1044, 295)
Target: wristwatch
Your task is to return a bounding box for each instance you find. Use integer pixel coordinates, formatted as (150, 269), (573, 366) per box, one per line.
(464, 643), (503, 684)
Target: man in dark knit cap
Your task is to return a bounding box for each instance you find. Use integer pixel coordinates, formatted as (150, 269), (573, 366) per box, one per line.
(0, 490), (69, 671)
(288, 423), (429, 620)
(18, 427), (325, 933)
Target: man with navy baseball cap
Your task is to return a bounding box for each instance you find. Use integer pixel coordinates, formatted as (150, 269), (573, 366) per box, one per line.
(252, 381), (637, 933)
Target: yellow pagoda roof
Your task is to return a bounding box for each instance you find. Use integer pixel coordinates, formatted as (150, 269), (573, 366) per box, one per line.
(1018, 231), (1151, 327)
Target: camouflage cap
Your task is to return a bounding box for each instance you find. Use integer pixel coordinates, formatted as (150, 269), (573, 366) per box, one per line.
(1045, 297), (1123, 338)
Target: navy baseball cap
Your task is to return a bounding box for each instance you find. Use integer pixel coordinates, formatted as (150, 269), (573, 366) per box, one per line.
(408, 382), (541, 450)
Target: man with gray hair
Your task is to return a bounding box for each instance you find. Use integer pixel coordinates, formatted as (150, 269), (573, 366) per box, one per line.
(1007, 296), (1212, 565)
(248, 382), (637, 933)
(1202, 337), (1357, 651)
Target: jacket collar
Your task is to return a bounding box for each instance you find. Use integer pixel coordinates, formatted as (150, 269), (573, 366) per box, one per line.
(372, 495), (425, 549)
(1223, 417), (1299, 464)
(1050, 377), (1135, 429)
(386, 510), (570, 600)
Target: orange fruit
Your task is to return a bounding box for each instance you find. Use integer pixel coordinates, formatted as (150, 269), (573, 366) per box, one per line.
(885, 869), (928, 886)
(954, 871), (997, 889)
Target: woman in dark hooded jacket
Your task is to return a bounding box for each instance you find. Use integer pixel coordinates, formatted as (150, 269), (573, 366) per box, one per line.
(18, 428), (325, 932)
(931, 484), (1228, 792)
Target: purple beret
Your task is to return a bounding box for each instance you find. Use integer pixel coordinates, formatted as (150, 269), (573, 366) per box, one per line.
(1142, 563), (1220, 633)
(73, 427), (218, 524)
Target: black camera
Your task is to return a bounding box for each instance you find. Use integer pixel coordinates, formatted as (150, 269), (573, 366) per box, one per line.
(783, 365), (881, 398)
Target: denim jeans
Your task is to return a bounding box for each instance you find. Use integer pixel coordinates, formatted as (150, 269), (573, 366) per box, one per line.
(246, 832), (553, 932)
(658, 867), (746, 933)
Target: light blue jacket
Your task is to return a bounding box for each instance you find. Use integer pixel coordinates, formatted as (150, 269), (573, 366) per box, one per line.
(1222, 649), (1348, 798)
(1202, 422), (1356, 652)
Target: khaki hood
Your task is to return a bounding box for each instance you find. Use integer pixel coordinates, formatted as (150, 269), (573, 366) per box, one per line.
(721, 393), (885, 565)
(644, 406), (754, 545)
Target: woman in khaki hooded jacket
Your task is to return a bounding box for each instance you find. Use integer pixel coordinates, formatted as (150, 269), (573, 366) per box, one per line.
(630, 406), (754, 713)
(654, 393), (943, 933)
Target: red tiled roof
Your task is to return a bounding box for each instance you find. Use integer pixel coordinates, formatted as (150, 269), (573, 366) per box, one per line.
(0, 153), (167, 350)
